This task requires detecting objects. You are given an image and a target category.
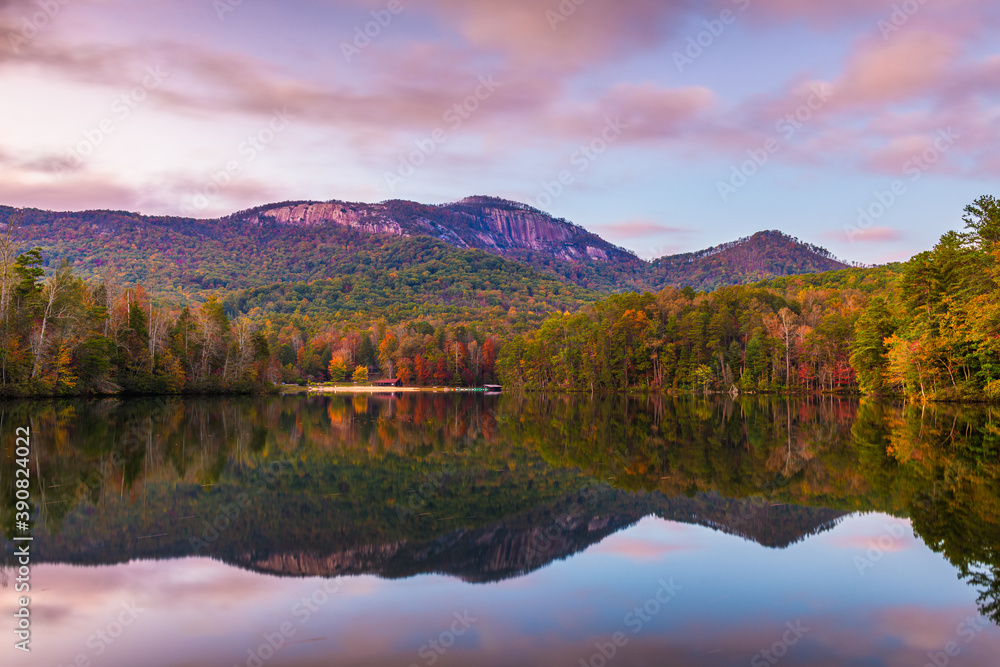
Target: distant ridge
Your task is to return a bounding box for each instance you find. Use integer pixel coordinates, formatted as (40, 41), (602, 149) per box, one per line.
(647, 230), (849, 292)
(1, 197), (852, 296)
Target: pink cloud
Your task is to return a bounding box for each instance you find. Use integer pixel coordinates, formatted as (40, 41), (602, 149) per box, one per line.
(682, 21), (1000, 177)
(829, 532), (914, 552)
(737, 0), (900, 21)
(862, 133), (952, 173)
(0, 168), (286, 217)
(593, 82), (715, 142)
(421, 0), (695, 72)
(873, 248), (921, 263)
(591, 219), (694, 239)
(0, 34), (552, 143)
(849, 227), (905, 243)
(3, 0), (999, 217)
(873, 605), (994, 653)
(739, 0), (999, 30)
(0, 174), (150, 212)
(939, 54), (1000, 100)
(829, 31), (960, 110)
(519, 81), (715, 152)
(590, 537), (695, 560)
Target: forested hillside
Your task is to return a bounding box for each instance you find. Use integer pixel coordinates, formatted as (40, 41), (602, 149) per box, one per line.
(0, 205), (600, 300)
(0, 199), (850, 297)
(219, 236), (594, 323)
(0, 210), (596, 395)
(646, 230), (849, 292)
(499, 196), (1000, 402)
(0, 245), (528, 395)
(1, 195), (997, 400)
(851, 195), (1000, 401)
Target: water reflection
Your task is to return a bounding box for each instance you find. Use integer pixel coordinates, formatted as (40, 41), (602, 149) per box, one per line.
(1, 394), (999, 665)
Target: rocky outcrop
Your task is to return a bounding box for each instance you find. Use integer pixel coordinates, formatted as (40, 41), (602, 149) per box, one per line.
(247, 541), (406, 577)
(255, 202), (405, 236)
(230, 511), (640, 583)
(475, 207), (574, 245)
(210, 497), (848, 581)
(245, 196), (635, 265)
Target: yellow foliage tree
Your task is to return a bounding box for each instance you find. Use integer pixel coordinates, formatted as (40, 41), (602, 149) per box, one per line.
(328, 355), (349, 382)
(55, 344), (77, 392)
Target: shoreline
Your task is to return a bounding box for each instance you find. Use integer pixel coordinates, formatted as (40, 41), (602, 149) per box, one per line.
(305, 385), (486, 394)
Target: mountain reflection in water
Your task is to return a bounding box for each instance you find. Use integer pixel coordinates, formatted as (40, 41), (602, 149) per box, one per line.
(3, 394), (997, 626)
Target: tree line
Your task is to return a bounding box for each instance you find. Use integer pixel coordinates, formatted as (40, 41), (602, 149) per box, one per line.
(0, 222), (501, 394)
(273, 317), (499, 387)
(2, 195), (997, 400)
(0, 229), (272, 396)
(496, 282), (866, 394)
(499, 196), (1000, 401)
(851, 196), (1000, 401)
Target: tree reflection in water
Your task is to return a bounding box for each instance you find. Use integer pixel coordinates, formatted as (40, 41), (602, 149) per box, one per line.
(1, 394), (997, 623)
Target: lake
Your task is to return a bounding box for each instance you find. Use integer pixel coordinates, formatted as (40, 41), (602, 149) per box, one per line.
(2, 394), (999, 666)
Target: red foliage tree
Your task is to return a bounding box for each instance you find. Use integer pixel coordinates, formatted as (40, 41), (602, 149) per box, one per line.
(433, 357), (450, 385)
(414, 355), (430, 386)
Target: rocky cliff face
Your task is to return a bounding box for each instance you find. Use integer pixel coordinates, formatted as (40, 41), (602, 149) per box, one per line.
(464, 205), (613, 261)
(213, 496), (848, 581)
(233, 510), (638, 583)
(246, 196), (633, 265)
(247, 540), (407, 577)
(14, 489), (848, 584)
(258, 202), (403, 236)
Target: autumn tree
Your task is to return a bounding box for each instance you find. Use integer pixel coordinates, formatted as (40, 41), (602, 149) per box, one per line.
(353, 364), (368, 384)
(328, 355), (349, 382)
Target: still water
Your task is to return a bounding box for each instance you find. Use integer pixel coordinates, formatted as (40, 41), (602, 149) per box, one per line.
(2, 394), (999, 666)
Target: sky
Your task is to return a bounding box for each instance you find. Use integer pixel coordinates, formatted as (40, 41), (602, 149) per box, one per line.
(1, 0), (999, 264)
(13, 516), (1000, 667)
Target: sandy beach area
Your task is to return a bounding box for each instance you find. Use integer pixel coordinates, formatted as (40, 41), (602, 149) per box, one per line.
(306, 385), (476, 394)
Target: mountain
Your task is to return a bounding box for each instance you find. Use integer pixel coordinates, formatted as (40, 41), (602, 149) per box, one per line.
(239, 196), (637, 264)
(647, 230), (850, 292)
(228, 494), (846, 582)
(0, 203), (600, 322)
(228, 198), (851, 292)
(6, 484), (847, 584)
(0, 198), (850, 302)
